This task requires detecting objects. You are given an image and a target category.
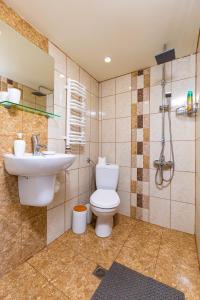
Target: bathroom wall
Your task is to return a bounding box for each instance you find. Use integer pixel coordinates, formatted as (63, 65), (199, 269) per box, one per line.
(47, 43), (99, 243)
(99, 75), (132, 216)
(0, 1), (48, 277)
(196, 37), (200, 261)
(99, 54), (196, 234)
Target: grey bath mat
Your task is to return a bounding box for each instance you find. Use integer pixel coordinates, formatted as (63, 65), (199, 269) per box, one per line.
(91, 262), (184, 300)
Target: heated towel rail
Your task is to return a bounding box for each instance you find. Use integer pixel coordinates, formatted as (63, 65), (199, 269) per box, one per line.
(66, 79), (87, 147)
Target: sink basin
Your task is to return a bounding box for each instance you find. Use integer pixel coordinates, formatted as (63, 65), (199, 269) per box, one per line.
(3, 153), (75, 207)
(4, 153), (75, 176)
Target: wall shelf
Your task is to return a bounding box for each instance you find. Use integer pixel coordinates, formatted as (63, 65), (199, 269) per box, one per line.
(176, 103), (198, 116)
(0, 101), (60, 118)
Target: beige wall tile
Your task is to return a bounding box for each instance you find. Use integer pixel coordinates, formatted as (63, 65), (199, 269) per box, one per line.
(150, 85), (162, 114)
(48, 105), (66, 139)
(150, 197), (170, 228)
(64, 197), (78, 231)
(116, 117), (131, 142)
(47, 205), (64, 244)
(66, 169), (79, 201)
(102, 119), (115, 142)
(116, 142), (131, 167)
(173, 141), (195, 172)
(150, 113), (169, 142)
(90, 118), (99, 143)
(101, 79), (115, 97)
(80, 68), (91, 92)
(116, 92), (131, 118)
(54, 70), (66, 108)
(90, 77), (99, 97)
(89, 142), (99, 164)
(171, 171), (195, 204)
(102, 95), (115, 120)
(79, 143), (90, 168)
(172, 54), (195, 81)
(48, 139), (65, 153)
(90, 94), (99, 119)
(78, 167), (90, 195)
(85, 116), (91, 142)
(116, 74), (131, 94)
(117, 190), (131, 216)
(118, 167), (131, 192)
(66, 57), (79, 81)
(171, 112), (195, 141)
(171, 201), (195, 234)
(101, 143), (116, 164)
(48, 42), (66, 75)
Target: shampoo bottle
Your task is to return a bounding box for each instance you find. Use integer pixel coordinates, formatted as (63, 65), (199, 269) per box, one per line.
(14, 133), (26, 157)
(187, 91), (193, 112)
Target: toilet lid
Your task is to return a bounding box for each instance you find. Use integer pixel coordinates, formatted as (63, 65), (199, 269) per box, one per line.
(90, 189), (120, 209)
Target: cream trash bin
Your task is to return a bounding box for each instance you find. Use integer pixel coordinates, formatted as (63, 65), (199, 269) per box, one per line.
(72, 205), (87, 234)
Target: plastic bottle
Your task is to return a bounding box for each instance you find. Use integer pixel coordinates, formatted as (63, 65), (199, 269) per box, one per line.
(187, 91), (193, 112)
(14, 133), (26, 157)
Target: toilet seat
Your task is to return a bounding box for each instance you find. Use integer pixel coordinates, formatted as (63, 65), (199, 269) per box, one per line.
(90, 189), (120, 209)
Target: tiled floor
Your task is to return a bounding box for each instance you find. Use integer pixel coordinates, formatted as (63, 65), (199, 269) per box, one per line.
(0, 215), (200, 300)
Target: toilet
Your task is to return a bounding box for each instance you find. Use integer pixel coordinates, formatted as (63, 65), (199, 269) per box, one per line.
(90, 159), (120, 238)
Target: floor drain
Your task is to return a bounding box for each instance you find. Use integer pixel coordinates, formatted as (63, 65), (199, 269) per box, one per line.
(93, 265), (107, 279)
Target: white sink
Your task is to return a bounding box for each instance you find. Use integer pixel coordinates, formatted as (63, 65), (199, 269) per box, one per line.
(4, 153), (75, 207)
(4, 153), (75, 176)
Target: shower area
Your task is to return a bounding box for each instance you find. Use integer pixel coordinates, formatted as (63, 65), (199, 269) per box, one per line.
(119, 48), (197, 235)
(154, 46), (175, 187)
(149, 50), (196, 234)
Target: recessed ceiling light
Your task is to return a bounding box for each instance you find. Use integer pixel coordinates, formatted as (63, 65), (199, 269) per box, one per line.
(104, 56), (111, 63)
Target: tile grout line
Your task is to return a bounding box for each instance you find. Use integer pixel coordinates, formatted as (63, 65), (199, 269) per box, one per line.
(152, 229), (165, 278)
(114, 219), (138, 262)
(26, 261), (71, 299)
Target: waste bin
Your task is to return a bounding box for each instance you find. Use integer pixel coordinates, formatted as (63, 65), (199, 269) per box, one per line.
(86, 203), (92, 224)
(72, 205), (87, 234)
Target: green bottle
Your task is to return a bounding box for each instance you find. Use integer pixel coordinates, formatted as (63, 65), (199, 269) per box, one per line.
(187, 91), (193, 112)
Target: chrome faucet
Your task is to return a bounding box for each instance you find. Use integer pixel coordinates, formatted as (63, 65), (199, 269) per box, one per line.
(32, 134), (47, 155)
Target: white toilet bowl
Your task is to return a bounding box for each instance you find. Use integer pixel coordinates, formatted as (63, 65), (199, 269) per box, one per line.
(90, 189), (120, 237)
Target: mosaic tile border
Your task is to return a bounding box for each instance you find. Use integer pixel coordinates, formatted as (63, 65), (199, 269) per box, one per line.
(131, 69), (150, 218)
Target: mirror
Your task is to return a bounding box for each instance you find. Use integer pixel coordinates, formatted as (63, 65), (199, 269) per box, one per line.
(0, 20), (54, 112)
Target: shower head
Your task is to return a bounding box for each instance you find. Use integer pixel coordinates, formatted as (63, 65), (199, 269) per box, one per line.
(31, 86), (53, 97)
(32, 91), (46, 97)
(155, 48), (175, 65)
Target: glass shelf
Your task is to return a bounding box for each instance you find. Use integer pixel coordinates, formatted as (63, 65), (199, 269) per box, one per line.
(0, 101), (60, 118)
(176, 103), (198, 116)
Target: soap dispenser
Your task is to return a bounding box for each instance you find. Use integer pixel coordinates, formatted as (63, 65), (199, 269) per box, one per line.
(14, 132), (26, 157)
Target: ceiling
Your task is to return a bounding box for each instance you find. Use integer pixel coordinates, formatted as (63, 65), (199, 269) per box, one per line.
(5, 0), (200, 81)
